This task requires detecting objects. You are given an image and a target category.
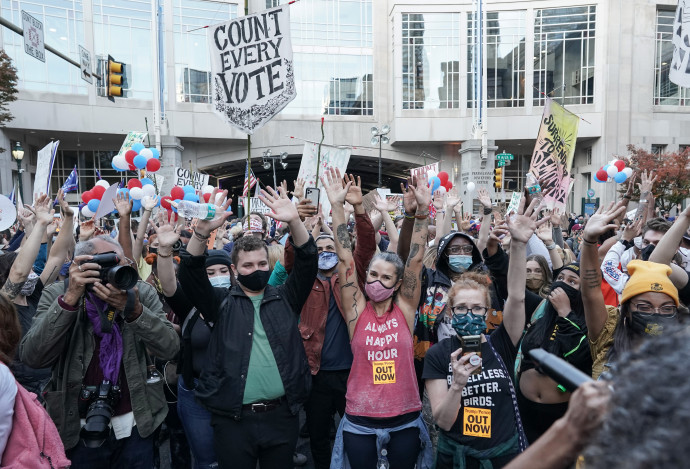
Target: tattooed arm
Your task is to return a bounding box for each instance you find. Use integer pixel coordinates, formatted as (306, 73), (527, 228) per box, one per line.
(581, 203), (626, 339)
(322, 169), (367, 339)
(396, 176), (431, 335)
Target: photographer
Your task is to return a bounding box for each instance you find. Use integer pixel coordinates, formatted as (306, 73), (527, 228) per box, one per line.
(19, 235), (179, 468)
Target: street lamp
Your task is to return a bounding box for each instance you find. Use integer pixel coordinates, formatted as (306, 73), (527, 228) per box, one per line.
(12, 142), (24, 202)
(262, 149), (289, 188)
(371, 125), (390, 187)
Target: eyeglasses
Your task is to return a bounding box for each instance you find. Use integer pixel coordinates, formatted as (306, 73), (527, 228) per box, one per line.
(446, 245), (473, 255)
(451, 305), (489, 317)
(631, 303), (678, 318)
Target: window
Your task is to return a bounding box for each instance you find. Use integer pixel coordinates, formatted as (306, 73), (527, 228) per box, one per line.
(534, 6), (596, 106)
(402, 13), (461, 109)
(49, 149), (121, 202)
(651, 144), (667, 154)
(585, 146), (592, 165)
(680, 145), (690, 153)
(468, 11), (526, 108)
(173, 0), (238, 103)
(654, 10), (690, 105)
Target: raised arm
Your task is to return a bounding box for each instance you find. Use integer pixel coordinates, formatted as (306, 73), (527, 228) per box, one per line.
(133, 196), (159, 262)
(374, 195), (399, 253)
(151, 213), (181, 297)
(536, 220), (564, 271)
(41, 190), (76, 285)
(397, 175), (431, 334)
(114, 191), (134, 262)
(397, 176), (418, 263)
(581, 203), (626, 339)
(185, 189), (233, 257)
(505, 198), (547, 345)
(475, 188), (493, 253)
(650, 205), (690, 265)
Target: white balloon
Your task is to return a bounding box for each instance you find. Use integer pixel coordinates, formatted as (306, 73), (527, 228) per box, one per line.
(467, 182), (476, 192)
(437, 186), (447, 194)
(142, 185), (157, 198)
(427, 171), (437, 179)
(95, 180), (110, 189)
(139, 148), (154, 159)
(113, 156), (128, 170)
(622, 167), (634, 177)
(201, 185), (214, 195)
(606, 165), (619, 177)
(129, 187), (144, 200)
(81, 206), (94, 217)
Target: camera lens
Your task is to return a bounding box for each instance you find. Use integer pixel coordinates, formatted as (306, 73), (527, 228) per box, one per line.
(106, 265), (139, 290)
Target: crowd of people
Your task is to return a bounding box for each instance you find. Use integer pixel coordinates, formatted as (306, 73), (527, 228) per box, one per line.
(0, 168), (687, 469)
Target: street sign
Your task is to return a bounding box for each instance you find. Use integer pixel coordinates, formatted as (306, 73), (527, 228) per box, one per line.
(497, 152), (514, 160)
(497, 161), (506, 167)
(79, 46), (93, 83)
(587, 188), (595, 198)
(21, 11), (45, 62)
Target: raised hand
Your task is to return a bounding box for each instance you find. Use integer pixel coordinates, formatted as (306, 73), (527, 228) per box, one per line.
(409, 173), (431, 210)
(297, 199), (318, 221)
(549, 208), (562, 227)
(621, 216), (644, 241)
(32, 194), (55, 226)
(638, 170), (656, 195)
(583, 202), (626, 243)
(343, 173), (363, 207)
(624, 172), (637, 198)
(477, 188), (492, 209)
(320, 168), (350, 206)
(142, 195), (160, 211)
(150, 217), (181, 250)
(114, 190), (133, 216)
(432, 190), (446, 211)
(400, 175), (418, 214)
(79, 219), (96, 241)
(56, 189), (74, 217)
(507, 197), (548, 244)
(195, 189), (232, 235)
(374, 194), (397, 213)
(536, 220), (554, 244)
(17, 205), (36, 233)
(259, 186), (300, 224)
(446, 188), (461, 211)
(293, 177), (305, 201)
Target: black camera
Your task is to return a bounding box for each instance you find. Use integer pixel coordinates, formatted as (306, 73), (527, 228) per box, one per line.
(81, 252), (138, 290)
(78, 380), (121, 447)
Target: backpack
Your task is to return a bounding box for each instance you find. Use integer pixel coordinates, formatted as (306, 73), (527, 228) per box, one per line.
(1, 378), (70, 469)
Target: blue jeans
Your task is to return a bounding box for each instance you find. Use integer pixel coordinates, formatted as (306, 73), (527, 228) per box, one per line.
(177, 377), (218, 469)
(66, 425), (153, 469)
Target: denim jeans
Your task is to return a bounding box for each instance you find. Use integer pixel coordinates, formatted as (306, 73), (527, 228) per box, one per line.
(66, 425), (153, 469)
(177, 378), (218, 469)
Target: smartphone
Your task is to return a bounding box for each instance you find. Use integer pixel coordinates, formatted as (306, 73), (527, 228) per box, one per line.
(460, 335), (482, 375)
(305, 187), (320, 207)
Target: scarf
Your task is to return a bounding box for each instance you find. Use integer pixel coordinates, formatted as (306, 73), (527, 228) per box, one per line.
(85, 293), (123, 383)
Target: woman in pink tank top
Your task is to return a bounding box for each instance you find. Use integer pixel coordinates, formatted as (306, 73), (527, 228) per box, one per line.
(321, 168), (433, 469)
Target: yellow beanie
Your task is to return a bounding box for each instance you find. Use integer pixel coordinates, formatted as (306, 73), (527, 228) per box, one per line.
(621, 260), (679, 306)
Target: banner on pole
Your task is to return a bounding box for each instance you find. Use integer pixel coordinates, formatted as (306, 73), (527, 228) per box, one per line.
(209, 6), (296, 134)
(528, 98), (580, 211)
(410, 162), (439, 178)
(173, 167), (209, 191)
(297, 142), (351, 217)
(33, 141), (59, 202)
(117, 131), (148, 157)
(670, 0), (690, 88)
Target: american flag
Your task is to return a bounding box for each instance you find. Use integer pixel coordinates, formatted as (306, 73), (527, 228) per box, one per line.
(243, 161), (257, 197)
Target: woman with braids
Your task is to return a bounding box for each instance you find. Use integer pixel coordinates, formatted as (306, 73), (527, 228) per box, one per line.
(423, 197), (546, 468)
(323, 168), (433, 469)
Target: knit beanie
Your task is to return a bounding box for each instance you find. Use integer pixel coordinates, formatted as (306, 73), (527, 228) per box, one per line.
(621, 260), (679, 306)
(206, 249), (232, 268)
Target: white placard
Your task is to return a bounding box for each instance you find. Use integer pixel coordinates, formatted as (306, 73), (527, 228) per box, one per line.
(33, 141), (59, 203)
(671, 0), (690, 87)
(0, 195), (17, 231)
(79, 45), (92, 84)
(95, 183), (119, 220)
(506, 191), (522, 216)
(173, 167), (210, 191)
(22, 11), (45, 62)
(208, 6), (296, 134)
(240, 196), (271, 214)
(296, 142), (351, 217)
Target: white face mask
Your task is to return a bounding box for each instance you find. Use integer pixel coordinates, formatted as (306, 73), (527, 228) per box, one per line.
(209, 275), (231, 289)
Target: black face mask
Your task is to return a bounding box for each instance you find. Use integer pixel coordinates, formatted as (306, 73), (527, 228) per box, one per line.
(237, 269), (270, 292)
(148, 247), (158, 255)
(549, 281), (581, 309)
(629, 311), (678, 336)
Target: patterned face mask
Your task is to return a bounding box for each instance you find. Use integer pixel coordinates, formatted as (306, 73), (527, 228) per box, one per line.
(451, 312), (486, 337)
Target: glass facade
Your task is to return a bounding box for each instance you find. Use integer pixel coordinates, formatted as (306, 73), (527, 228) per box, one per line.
(174, 0), (238, 103)
(468, 11), (526, 108)
(402, 13), (461, 110)
(1, 0), (87, 94)
(533, 6), (596, 106)
(49, 149), (121, 200)
(654, 9), (690, 106)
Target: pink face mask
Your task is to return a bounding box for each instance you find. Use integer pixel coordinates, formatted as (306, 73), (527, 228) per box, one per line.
(365, 280), (395, 302)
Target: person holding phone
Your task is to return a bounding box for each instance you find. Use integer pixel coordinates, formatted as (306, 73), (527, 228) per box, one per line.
(423, 197), (546, 468)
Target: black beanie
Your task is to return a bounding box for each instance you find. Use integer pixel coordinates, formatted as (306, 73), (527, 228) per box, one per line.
(206, 249), (232, 268)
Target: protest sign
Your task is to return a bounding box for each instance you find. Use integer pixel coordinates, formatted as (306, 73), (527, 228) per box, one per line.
(297, 142), (351, 217)
(528, 98), (580, 211)
(0, 195), (16, 231)
(33, 141), (59, 203)
(506, 191), (522, 216)
(410, 162), (439, 178)
(240, 196), (271, 214)
(94, 184), (119, 220)
(670, 0), (690, 88)
(117, 131), (148, 157)
(173, 167), (210, 191)
(209, 6), (296, 134)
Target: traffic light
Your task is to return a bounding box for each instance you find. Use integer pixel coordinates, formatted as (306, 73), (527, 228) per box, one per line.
(106, 55), (126, 100)
(494, 168), (503, 190)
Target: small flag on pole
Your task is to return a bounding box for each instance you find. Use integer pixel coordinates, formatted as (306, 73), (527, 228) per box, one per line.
(61, 166), (79, 193)
(95, 169), (102, 180)
(242, 161), (257, 197)
(8, 182), (15, 205)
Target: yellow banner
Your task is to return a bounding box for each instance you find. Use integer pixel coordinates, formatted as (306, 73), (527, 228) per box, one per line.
(529, 98), (580, 211)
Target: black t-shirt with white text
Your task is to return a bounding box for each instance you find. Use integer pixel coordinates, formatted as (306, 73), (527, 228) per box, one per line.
(422, 325), (518, 449)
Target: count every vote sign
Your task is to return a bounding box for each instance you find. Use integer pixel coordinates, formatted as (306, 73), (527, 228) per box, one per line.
(209, 6), (296, 135)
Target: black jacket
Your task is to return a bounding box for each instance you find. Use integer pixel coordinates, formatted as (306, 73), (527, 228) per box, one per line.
(178, 237), (318, 419)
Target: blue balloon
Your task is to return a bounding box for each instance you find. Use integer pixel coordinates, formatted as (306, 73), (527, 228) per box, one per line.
(614, 172), (628, 184)
(429, 176), (441, 193)
(132, 199), (142, 212)
(183, 192), (199, 202)
(117, 188), (130, 197)
(183, 185), (196, 194)
(140, 178), (154, 186)
(87, 199), (100, 212)
(132, 143), (145, 153)
(133, 155), (147, 169)
(172, 199), (181, 213)
(150, 148), (160, 159)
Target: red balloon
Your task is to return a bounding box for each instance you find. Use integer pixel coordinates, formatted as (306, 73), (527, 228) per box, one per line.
(91, 185), (106, 199)
(127, 178), (142, 189)
(81, 191), (93, 203)
(202, 193), (211, 202)
(444, 181), (453, 190)
(170, 186), (185, 200)
(614, 160), (626, 171)
(438, 171), (449, 185)
(596, 169), (608, 181)
(160, 196), (173, 210)
(146, 158), (161, 172)
(125, 150), (137, 165)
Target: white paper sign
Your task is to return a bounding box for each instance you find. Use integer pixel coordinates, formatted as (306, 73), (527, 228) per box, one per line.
(79, 45), (93, 84)
(240, 196), (271, 214)
(506, 191), (522, 216)
(297, 142), (351, 217)
(95, 183), (119, 220)
(173, 167), (210, 191)
(410, 162), (439, 178)
(208, 6), (296, 134)
(671, 0), (690, 88)
(0, 195), (17, 231)
(33, 141), (59, 203)
(22, 11), (45, 62)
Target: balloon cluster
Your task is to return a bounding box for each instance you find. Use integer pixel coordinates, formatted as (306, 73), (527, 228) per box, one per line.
(594, 159), (633, 184)
(80, 178), (159, 217)
(160, 184), (216, 214)
(427, 170), (453, 194)
(80, 180), (112, 217)
(111, 142), (162, 173)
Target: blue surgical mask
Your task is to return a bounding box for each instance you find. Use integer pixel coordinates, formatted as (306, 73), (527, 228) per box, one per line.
(448, 254), (473, 273)
(209, 275), (231, 289)
(451, 312), (487, 337)
(318, 251), (339, 270)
